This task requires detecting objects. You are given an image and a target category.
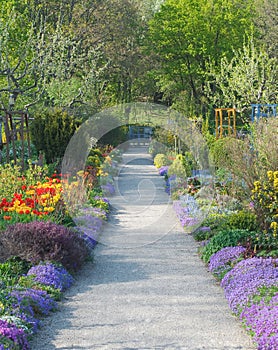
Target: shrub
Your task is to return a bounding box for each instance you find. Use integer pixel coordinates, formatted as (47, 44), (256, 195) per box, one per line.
(201, 229), (256, 263)
(224, 210), (260, 232)
(153, 153), (170, 168)
(168, 156), (187, 179)
(251, 170), (278, 233)
(148, 139), (168, 157)
(0, 221), (90, 272)
(209, 117), (278, 200)
(30, 108), (80, 163)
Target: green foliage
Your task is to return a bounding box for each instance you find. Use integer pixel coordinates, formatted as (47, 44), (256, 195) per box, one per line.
(86, 149), (104, 168)
(201, 229), (256, 263)
(205, 40), (277, 119)
(147, 0), (255, 115)
(30, 108), (80, 164)
(168, 155), (187, 178)
(0, 141), (38, 165)
(183, 152), (197, 177)
(251, 170), (278, 232)
(0, 256), (31, 286)
(153, 153), (170, 168)
(149, 140), (168, 157)
(88, 192), (109, 212)
(17, 275), (62, 301)
(224, 210), (260, 232)
(210, 137), (235, 168)
(98, 126), (128, 148)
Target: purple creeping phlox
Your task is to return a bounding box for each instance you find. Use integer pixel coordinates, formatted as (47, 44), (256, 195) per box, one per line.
(158, 166), (169, 176)
(0, 319), (29, 350)
(240, 293), (278, 350)
(208, 246), (246, 278)
(8, 288), (57, 320)
(220, 257), (278, 315)
(173, 200), (199, 228)
(27, 263), (74, 292)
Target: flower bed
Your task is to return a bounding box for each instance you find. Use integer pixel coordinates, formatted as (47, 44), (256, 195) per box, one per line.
(155, 155), (278, 349)
(0, 147), (119, 348)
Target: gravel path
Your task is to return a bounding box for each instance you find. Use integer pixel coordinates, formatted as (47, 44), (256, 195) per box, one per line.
(31, 147), (256, 350)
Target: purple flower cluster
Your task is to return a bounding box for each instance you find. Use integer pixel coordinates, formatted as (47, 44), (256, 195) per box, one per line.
(165, 175), (176, 194)
(91, 207), (108, 220)
(221, 257), (278, 314)
(208, 246), (246, 278)
(158, 166), (169, 176)
(27, 263), (74, 292)
(240, 294), (278, 350)
(101, 183), (115, 195)
(218, 257), (278, 348)
(75, 214), (104, 249)
(8, 288), (57, 320)
(0, 319), (29, 350)
(173, 200), (199, 228)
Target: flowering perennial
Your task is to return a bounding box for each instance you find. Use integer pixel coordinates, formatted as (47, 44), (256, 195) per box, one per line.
(0, 178), (62, 224)
(0, 319), (29, 350)
(208, 246), (246, 279)
(221, 257), (278, 314)
(158, 166), (169, 176)
(173, 200), (199, 228)
(8, 288), (57, 317)
(27, 263), (74, 292)
(240, 293), (278, 350)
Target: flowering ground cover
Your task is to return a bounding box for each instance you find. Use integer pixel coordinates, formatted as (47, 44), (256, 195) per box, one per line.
(155, 154), (278, 350)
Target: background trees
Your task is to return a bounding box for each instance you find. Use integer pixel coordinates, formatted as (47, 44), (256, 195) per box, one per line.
(0, 0), (277, 134)
(146, 0), (257, 115)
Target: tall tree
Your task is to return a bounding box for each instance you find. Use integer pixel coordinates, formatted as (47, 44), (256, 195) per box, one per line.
(146, 0), (256, 116)
(204, 40), (278, 123)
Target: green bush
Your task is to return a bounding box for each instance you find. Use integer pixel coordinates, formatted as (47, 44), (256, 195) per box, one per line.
(168, 155), (187, 178)
(183, 152), (197, 177)
(224, 210), (259, 232)
(201, 229), (256, 263)
(30, 108), (80, 163)
(153, 153), (170, 168)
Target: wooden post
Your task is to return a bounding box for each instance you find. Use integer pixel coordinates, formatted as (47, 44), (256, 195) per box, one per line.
(215, 109), (219, 139)
(219, 109), (223, 138)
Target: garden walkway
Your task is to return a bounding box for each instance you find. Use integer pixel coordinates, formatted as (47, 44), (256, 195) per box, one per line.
(31, 147), (256, 350)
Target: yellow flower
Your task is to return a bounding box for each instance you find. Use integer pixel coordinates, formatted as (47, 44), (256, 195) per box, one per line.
(44, 207), (55, 212)
(25, 190), (35, 195)
(267, 171), (274, 181)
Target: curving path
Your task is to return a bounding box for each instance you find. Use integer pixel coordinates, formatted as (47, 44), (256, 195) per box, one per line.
(31, 147), (256, 350)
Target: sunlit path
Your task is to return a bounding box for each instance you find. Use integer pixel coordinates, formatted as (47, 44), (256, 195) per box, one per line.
(31, 147), (255, 350)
